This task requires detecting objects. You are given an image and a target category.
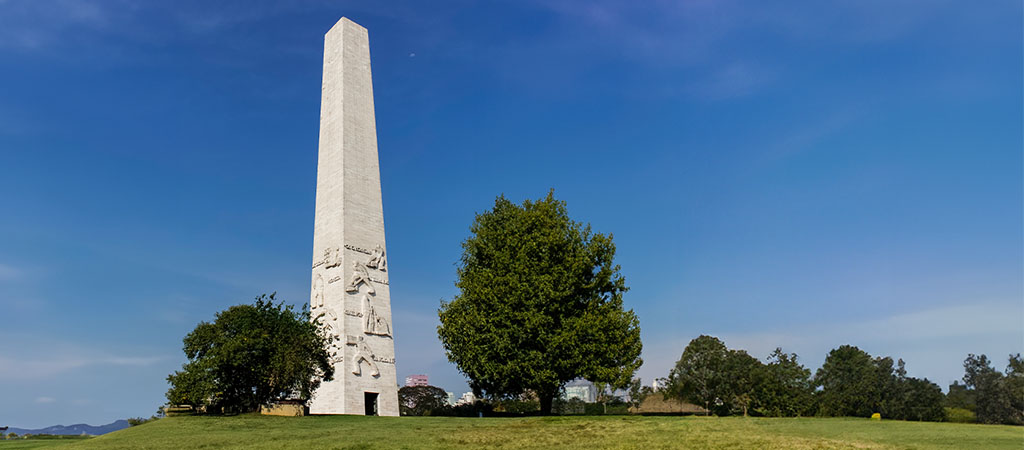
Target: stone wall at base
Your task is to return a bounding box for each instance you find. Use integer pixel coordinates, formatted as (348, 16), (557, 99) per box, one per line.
(261, 404), (306, 417)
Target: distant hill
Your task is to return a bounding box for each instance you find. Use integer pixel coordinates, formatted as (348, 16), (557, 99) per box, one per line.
(6, 419), (130, 436)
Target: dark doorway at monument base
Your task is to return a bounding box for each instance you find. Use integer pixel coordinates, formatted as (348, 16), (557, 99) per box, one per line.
(364, 392), (379, 416)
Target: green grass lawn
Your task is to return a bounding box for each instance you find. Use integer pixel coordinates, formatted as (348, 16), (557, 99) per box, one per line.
(3, 415), (1021, 449)
(0, 436), (91, 450)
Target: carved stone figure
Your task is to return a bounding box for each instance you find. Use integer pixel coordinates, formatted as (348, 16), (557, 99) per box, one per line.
(366, 244), (387, 271)
(327, 337), (344, 367)
(351, 336), (380, 377)
(323, 247), (342, 269)
(345, 261), (375, 294)
(316, 307), (341, 337)
(311, 274), (325, 309)
(315, 308), (345, 368)
(363, 295), (391, 337)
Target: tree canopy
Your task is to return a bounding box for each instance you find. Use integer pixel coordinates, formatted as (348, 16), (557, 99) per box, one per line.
(437, 191), (643, 414)
(166, 294), (333, 413)
(398, 385), (450, 416)
(664, 335), (731, 415)
(664, 336), (815, 417)
(627, 378), (653, 410)
(961, 353), (1023, 425)
(813, 345), (945, 421)
(662, 337), (948, 421)
(755, 348), (814, 417)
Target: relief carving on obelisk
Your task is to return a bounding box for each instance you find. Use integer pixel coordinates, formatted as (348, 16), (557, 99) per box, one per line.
(350, 336), (380, 377)
(314, 306), (344, 366)
(311, 274), (325, 309)
(345, 262), (375, 294)
(365, 245), (387, 271)
(363, 294), (391, 337)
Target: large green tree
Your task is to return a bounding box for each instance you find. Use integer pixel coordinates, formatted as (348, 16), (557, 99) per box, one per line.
(814, 345), (881, 417)
(437, 192), (643, 414)
(166, 294), (333, 413)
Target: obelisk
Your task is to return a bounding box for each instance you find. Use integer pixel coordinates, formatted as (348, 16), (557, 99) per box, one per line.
(308, 17), (398, 416)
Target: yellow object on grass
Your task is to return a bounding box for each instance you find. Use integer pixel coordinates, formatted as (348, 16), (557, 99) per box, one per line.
(870, 413), (881, 420)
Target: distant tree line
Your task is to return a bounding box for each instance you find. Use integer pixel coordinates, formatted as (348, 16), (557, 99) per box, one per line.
(659, 335), (1023, 424)
(661, 336), (817, 418)
(403, 332), (1022, 424)
(397, 385), (635, 417)
(945, 354), (1023, 425)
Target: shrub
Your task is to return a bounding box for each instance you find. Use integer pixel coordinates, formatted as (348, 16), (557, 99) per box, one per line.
(945, 407), (976, 423)
(494, 400), (540, 414)
(126, 416), (160, 426)
(554, 398), (586, 415)
(583, 402), (630, 415)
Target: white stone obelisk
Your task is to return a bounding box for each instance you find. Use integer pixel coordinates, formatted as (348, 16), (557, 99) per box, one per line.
(308, 17), (398, 416)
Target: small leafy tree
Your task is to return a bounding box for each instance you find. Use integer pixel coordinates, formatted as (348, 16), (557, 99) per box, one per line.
(724, 350), (761, 416)
(755, 348), (813, 417)
(963, 354), (1022, 425)
(664, 335), (731, 415)
(166, 293), (333, 413)
(1005, 354), (1024, 423)
(438, 191), (643, 414)
(874, 356), (904, 419)
(126, 417), (155, 427)
(398, 385), (449, 416)
(627, 378), (652, 410)
(593, 381), (622, 414)
(902, 377), (945, 421)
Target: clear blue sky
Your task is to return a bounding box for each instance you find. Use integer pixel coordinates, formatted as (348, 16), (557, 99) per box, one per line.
(1, 1), (1021, 428)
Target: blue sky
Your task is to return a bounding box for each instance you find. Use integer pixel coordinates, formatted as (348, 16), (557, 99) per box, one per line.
(0, 0), (1021, 428)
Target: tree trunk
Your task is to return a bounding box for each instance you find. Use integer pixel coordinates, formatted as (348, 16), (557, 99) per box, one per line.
(540, 392), (554, 415)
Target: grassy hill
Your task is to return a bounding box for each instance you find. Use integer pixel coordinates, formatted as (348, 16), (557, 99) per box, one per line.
(2, 414), (1021, 449)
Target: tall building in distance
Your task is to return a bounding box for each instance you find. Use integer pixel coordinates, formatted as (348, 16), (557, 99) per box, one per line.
(404, 374), (429, 387)
(456, 392), (478, 405)
(563, 379), (596, 403)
